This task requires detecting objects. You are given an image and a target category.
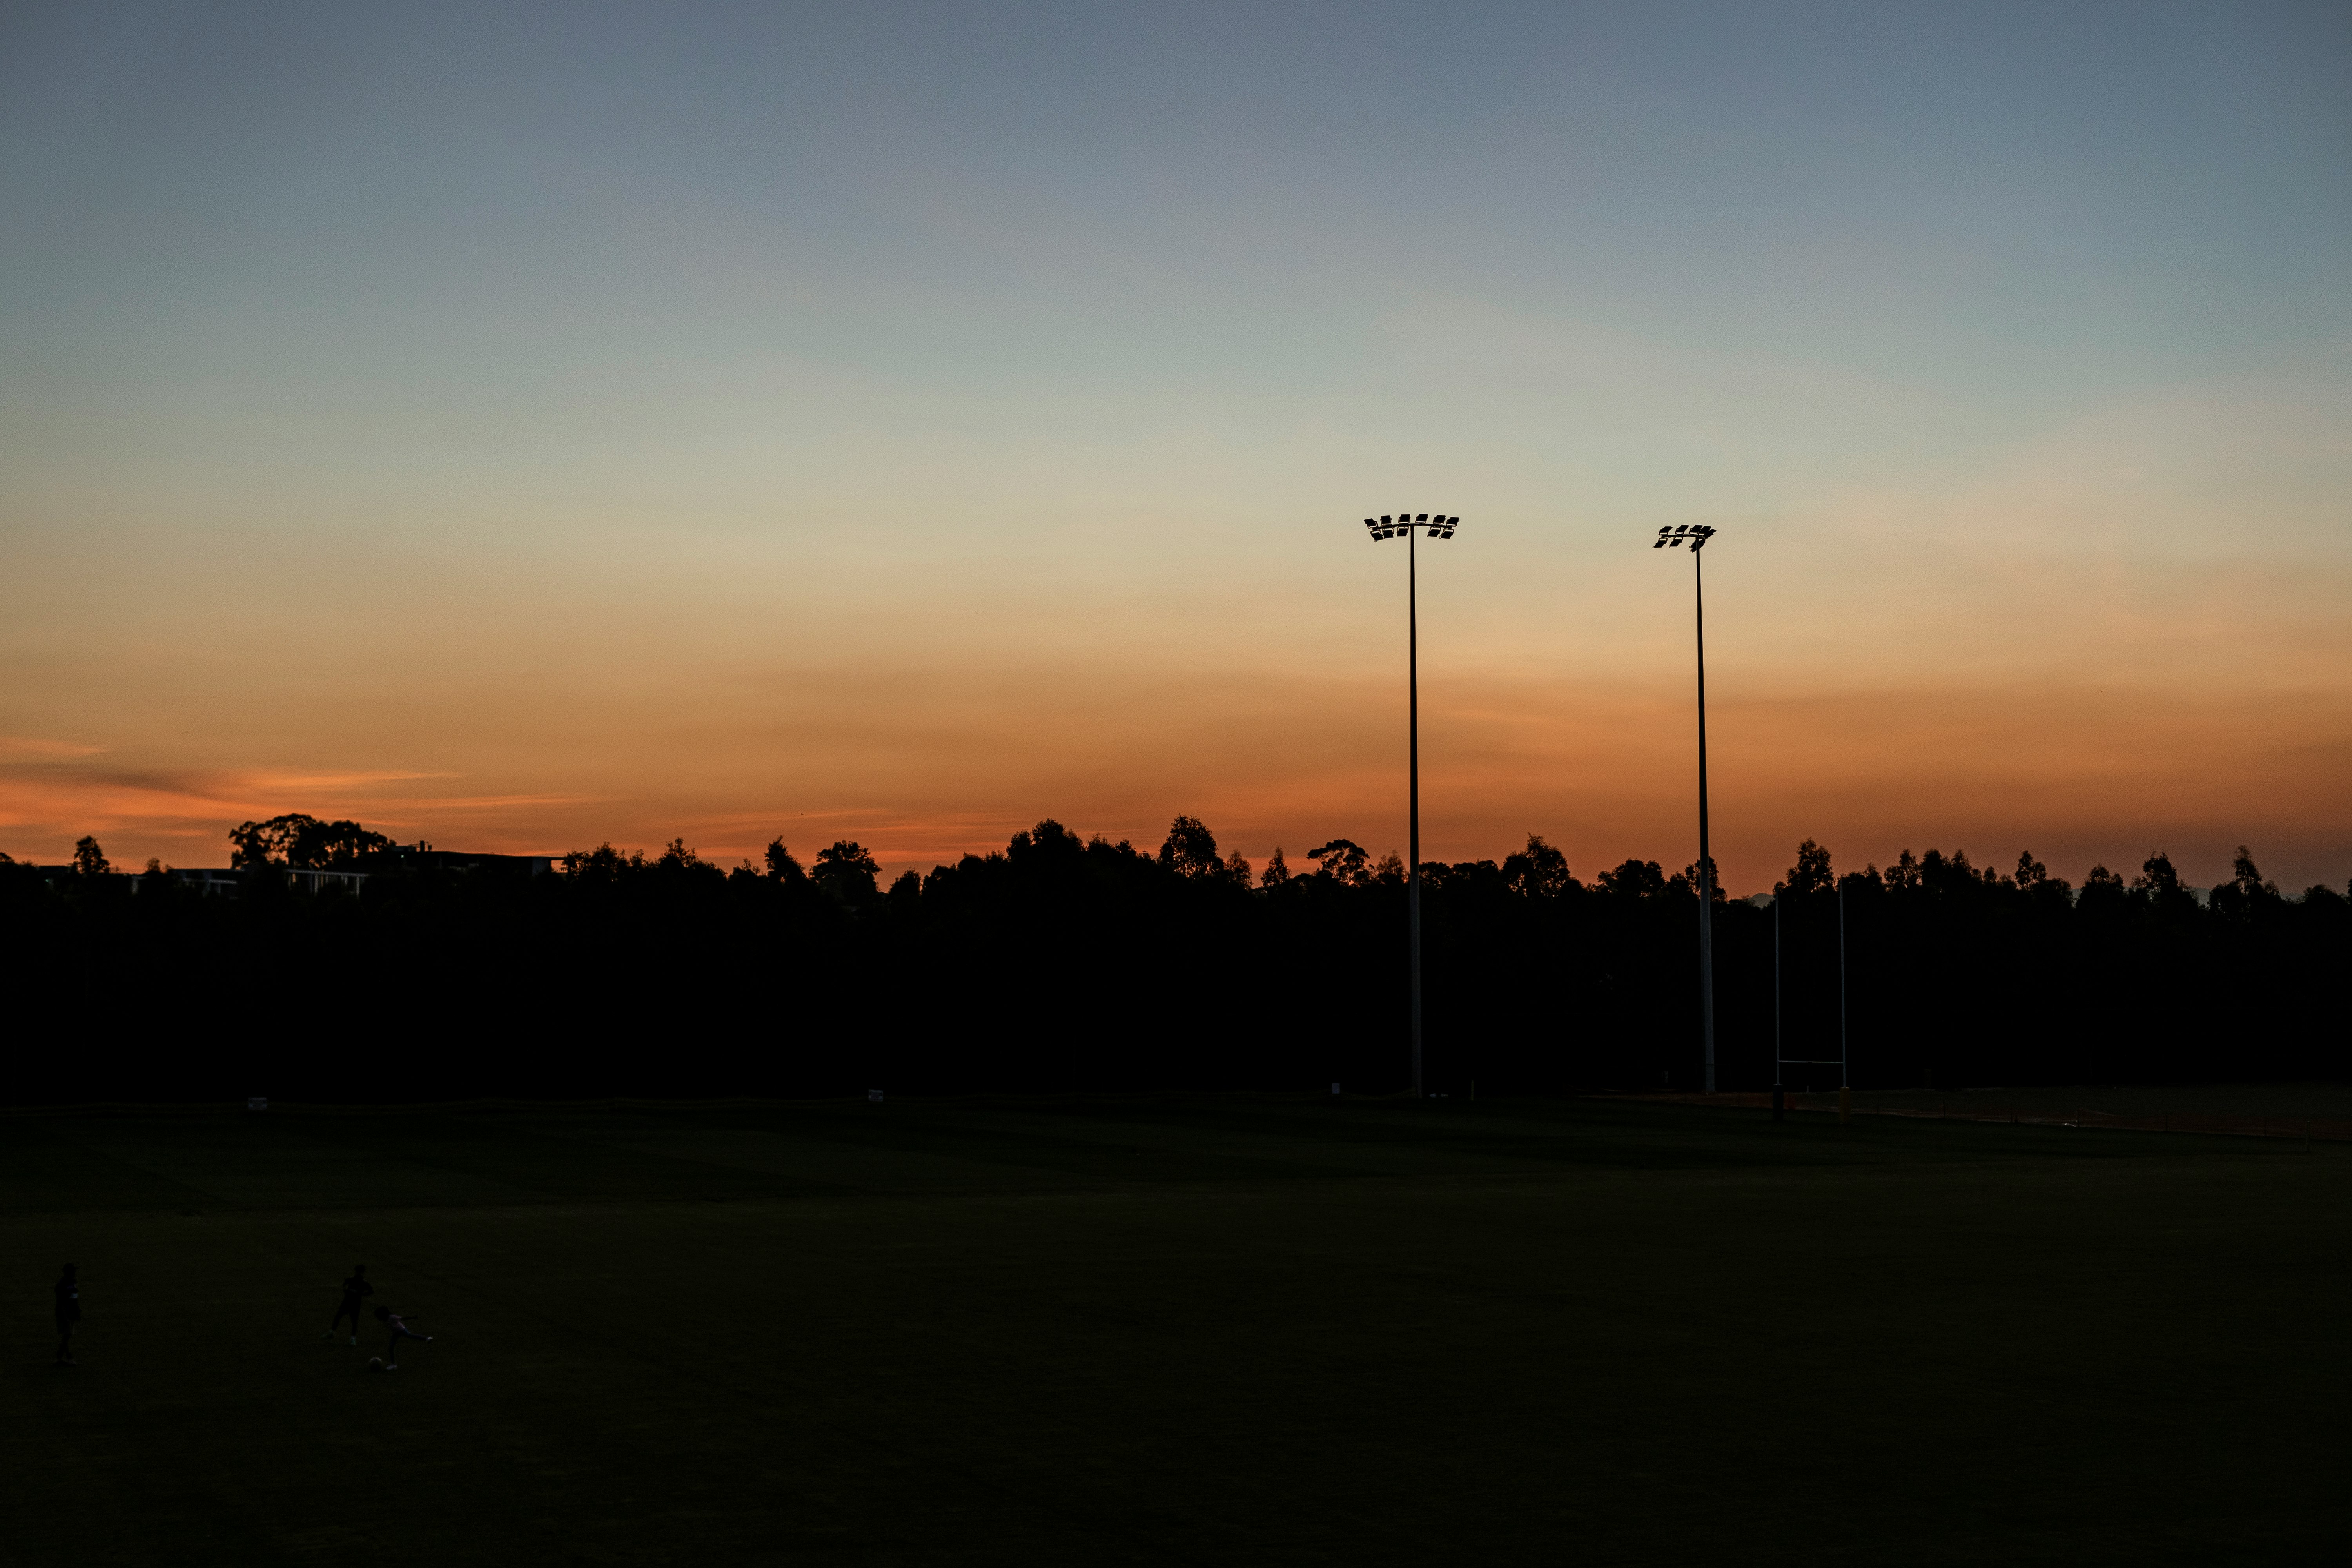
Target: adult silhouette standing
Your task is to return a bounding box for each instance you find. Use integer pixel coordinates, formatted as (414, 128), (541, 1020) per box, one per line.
(325, 1263), (373, 1344)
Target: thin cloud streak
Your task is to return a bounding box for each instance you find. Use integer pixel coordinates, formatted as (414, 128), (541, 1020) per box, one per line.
(0, 762), (593, 866)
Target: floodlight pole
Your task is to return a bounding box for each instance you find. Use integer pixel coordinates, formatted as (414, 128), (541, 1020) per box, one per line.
(1693, 539), (1717, 1094)
(1362, 511), (1456, 1099)
(1408, 519), (1423, 1100)
(1648, 524), (1721, 1093)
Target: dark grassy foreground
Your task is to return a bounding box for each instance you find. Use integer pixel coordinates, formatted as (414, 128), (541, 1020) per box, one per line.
(4, 1096), (2347, 1566)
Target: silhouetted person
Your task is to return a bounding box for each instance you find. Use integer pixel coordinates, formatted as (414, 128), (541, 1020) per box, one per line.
(325, 1264), (373, 1343)
(373, 1305), (431, 1370)
(54, 1264), (80, 1366)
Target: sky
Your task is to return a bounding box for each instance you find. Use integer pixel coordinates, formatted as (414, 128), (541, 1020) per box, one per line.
(3, 0), (2348, 894)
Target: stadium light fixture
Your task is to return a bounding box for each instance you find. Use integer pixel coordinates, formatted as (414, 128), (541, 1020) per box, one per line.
(1653, 523), (1716, 550)
(1360, 510), (1461, 1097)
(1653, 523), (1722, 1091)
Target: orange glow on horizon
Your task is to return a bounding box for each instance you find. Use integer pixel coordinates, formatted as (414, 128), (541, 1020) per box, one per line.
(8, 663), (2346, 895)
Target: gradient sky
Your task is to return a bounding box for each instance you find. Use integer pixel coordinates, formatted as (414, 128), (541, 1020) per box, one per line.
(4, 0), (2349, 893)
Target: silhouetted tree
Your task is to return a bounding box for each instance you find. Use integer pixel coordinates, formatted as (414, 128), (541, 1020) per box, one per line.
(1678, 860), (1728, 902)
(71, 837), (108, 877)
(0, 808), (2343, 1105)
(1159, 815), (1223, 879)
(813, 841), (880, 902)
(764, 837), (806, 883)
(2209, 845), (2281, 921)
(2132, 851), (2200, 917)
(225, 813), (391, 870)
(304, 820), (390, 868)
(1777, 839), (1833, 896)
(1597, 858), (1668, 900)
(1502, 834), (1575, 899)
(562, 843), (637, 881)
(1307, 839), (1371, 887)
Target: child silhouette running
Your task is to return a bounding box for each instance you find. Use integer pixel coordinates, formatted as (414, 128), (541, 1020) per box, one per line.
(373, 1305), (432, 1370)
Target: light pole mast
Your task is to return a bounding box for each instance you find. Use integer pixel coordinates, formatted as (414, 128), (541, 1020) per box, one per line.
(1408, 516), (1421, 1099)
(1654, 524), (1720, 1092)
(1364, 511), (1459, 1098)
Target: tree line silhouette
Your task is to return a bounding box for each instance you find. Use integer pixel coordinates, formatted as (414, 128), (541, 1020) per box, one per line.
(1, 815), (2343, 1103)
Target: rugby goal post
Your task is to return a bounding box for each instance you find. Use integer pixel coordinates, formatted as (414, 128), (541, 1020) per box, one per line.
(1773, 887), (1850, 1123)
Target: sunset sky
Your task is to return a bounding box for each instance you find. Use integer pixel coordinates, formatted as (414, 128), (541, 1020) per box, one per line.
(4, 1), (2348, 893)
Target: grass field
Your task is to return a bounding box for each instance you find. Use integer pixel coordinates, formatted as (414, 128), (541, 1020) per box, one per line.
(5, 1094), (2348, 1565)
(1781, 1082), (2352, 1141)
